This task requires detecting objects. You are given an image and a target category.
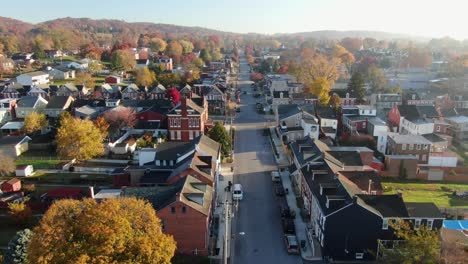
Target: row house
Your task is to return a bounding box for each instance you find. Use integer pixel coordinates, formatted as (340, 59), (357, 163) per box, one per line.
(47, 66), (75, 80)
(367, 117), (389, 154)
(445, 115), (468, 148)
(27, 85), (49, 98)
(388, 105), (439, 134)
(45, 96), (74, 118)
(0, 83), (24, 99)
(93, 84), (120, 99)
(121, 84), (147, 100)
(386, 133), (431, 164)
(57, 83), (89, 98)
(147, 84), (166, 99)
(316, 107), (338, 139)
(193, 84), (225, 115)
(370, 93), (402, 116)
(276, 104), (319, 143)
(342, 105), (377, 134)
(167, 98), (208, 142)
(403, 92), (434, 106)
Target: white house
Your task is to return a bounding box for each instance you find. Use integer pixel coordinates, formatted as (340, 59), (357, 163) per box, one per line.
(15, 165), (34, 177)
(400, 118), (434, 135)
(0, 99), (15, 126)
(16, 71), (49, 86)
(367, 117), (389, 153)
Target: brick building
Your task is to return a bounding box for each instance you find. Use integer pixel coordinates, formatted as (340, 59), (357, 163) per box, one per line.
(386, 133), (432, 164)
(167, 98), (208, 142)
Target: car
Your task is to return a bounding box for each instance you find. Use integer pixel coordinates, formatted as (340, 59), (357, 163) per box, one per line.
(236, 107), (240, 112)
(281, 206), (296, 219)
(284, 235), (300, 254)
(282, 218), (296, 234)
(275, 185), (285, 196)
(271, 170), (281, 182)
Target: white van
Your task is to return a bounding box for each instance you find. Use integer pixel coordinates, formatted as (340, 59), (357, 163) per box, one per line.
(233, 184), (243, 200)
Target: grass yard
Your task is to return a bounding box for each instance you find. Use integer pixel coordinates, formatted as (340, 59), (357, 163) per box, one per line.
(382, 181), (468, 208)
(16, 159), (67, 169)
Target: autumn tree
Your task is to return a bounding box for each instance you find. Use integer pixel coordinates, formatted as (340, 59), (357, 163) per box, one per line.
(332, 44), (355, 73)
(23, 112), (47, 135)
(405, 48), (432, 68)
(310, 77), (331, 106)
(340, 37), (363, 52)
(157, 73), (182, 87)
(79, 43), (103, 60)
(296, 54), (340, 86)
(102, 107), (136, 138)
(367, 65), (388, 93)
(8, 197), (32, 224)
(149, 38), (167, 53)
(111, 49), (136, 71)
(165, 87), (181, 105)
(199, 48), (212, 63)
(246, 54), (254, 64)
(93, 117), (110, 140)
(363, 38), (378, 49)
(300, 47), (315, 60)
(56, 115), (104, 160)
(0, 152), (15, 176)
(27, 198), (176, 264)
(329, 93), (342, 110)
(208, 121), (231, 159)
(378, 221), (440, 264)
(347, 72), (366, 103)
(135, 67), (156, 86)
(165, 41), (183, 64)
(4, 229), (33, 264)
(75, 71), (95, 88)
(179, 40), (194, 54)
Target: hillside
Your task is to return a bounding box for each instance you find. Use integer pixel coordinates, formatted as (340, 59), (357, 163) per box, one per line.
(276, 30), (430, 42)
(0, 16), (34, 35)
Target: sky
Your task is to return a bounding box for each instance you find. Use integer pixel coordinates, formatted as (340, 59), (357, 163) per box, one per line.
(2, 0), (467, 39)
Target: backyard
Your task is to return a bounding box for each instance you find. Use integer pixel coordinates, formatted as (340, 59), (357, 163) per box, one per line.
(382, 180), (468, 208)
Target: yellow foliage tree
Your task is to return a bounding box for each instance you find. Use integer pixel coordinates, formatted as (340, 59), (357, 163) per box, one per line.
(310, 77), (331, 106)
(75, 71), (95, 88)
(23, 112), (48, 135)
(56, 115), (104, 160)
(0, 152), (15, 176)
(296, 54), (340, 87)
(93, 116), (110, 140)
(27, 198), (176, 264)
(135, 67), (156, 87)
(8, 197), (32, 224)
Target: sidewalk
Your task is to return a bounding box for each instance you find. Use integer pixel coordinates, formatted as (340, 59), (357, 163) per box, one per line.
(270, 128), (323, 261)
(210, 164), (234, 262)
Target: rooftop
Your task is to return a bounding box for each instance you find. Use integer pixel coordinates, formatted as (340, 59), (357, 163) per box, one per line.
(388, 133), (432, 144)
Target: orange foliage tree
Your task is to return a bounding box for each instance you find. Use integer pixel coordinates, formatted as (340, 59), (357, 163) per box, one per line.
(27, 198), (176, 264)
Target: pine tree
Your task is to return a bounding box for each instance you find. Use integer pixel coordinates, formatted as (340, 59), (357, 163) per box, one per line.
(347, 72), (366, 103)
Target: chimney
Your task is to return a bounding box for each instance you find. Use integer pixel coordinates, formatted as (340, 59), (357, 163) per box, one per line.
(396, 189), (403, 199)
(89, 186), (95, 199)
(181, 98), (188, 115)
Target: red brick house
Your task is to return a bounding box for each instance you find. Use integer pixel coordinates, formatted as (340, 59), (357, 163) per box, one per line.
(124, 175), (213, 255)
(1, 178), (21, 193)
(167, 97), (208, 142)
(147, 84), (166, 99)
(166, 154), (215, 186)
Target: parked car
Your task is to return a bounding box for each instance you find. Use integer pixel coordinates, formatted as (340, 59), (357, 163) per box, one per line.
(281, 206), (296, 219)
(236, 107), (240, 112)
(284, 235), (300, 254)
(271, 170), (281, 182)
(282, 218), (295, 234)
(275, 185), (285, 196)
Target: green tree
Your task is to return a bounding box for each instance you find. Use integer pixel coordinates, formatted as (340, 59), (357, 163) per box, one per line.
(310, 77), (331, 106)
(199, 48), (211, 63)
(179, 40), (194, 54)
(111, 50), (135, 71)
(157, 73), (182, 87)
(31, 35), (46, 60)
(208, 121), (231, 159)
(367, 65), (388, 93)
(27, 198), (176, 264)
(3, 229), (33, 264)
(347, 72), (366, 103)
(379, 221), (440, 264)
(23, 112), (47, 135)
(135, 67), (156, 87)
(56, 115), (104, 160)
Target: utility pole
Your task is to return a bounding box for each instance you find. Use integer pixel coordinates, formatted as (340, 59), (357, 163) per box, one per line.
(223, 199), (230, 264)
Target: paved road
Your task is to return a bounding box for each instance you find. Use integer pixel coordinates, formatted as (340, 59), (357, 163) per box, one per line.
(231, 55), (302, 264)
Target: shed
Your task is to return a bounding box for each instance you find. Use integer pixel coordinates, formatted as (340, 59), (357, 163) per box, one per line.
(1, 178), (21, 193)
(15, 165), (34, 177)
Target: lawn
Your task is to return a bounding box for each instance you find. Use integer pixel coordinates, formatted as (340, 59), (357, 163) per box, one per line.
(382, 180), (468, 208)
(16, 159), (67, 169)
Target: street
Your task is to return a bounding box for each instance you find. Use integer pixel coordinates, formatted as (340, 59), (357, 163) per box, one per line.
(231, 54), (302, 264)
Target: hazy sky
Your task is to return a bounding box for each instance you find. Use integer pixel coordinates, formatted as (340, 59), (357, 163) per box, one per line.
(3, 0), (467, 39)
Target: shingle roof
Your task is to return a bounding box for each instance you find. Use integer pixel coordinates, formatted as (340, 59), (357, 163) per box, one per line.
(17, 96), (43, 108)
(325, 151), (363, 166)
(338, 171), (383, 193)
(46, 96), (71, 109)
(388, 133), (433, 144)
(357, 194), (408, 217)
(422, 133), (446, 143)
(155, 141), (194, 161)
(405, 202), (443, 218)
(278, 104), (300, 120)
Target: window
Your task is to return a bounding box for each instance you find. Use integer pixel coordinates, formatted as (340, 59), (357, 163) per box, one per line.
(355, 253), (364, 259)
(362, 122), (366, 128)
(170, 131), (175, 140)
(416, 144), (421, 150)
(423, 144), (428, 150)
(156, 160), (161, 166)
(189, 131), (193, 140)
(171, 207), (176, 214)
(427, 219), (433, 230)
(436, 125), (441, 132)
(401, 144), (406, 150)
(409, 144), (414, 150)
(177, 131), (181, 140)
(415, 219), (421, 230)
(382, 219), (389, 230)
(182, 206), (186, 214)
(421, 154), (426, 161)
